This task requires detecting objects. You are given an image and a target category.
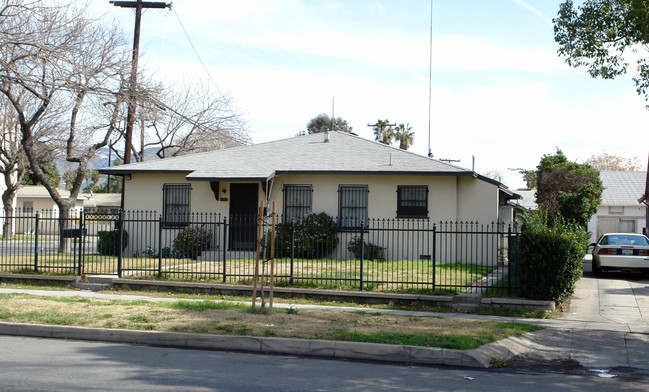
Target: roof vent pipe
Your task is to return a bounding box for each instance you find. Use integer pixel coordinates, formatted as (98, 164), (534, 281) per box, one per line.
(324, 131), (329, 143)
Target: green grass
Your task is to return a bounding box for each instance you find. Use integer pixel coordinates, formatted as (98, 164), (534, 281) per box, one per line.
(331, 322), (542, 350)
(483, 276), (521, 298)
(0, 288), (548, 350)
(167, 300), (246, 311)
(0, 279), (72, 290)
(1, 279), (547, 318)
(2, 254), (499, 294)
(0, 235), (58, 241)
(128, 315), (150, 323)
(475, 306), (556, 319)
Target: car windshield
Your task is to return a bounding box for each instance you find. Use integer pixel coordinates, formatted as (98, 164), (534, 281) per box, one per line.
(599, 235), (649, 247)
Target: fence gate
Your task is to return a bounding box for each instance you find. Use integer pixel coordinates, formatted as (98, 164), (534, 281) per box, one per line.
(82, 212), (122, 275)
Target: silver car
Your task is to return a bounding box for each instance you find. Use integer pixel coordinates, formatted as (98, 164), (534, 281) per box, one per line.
(591, 233), (649, 276)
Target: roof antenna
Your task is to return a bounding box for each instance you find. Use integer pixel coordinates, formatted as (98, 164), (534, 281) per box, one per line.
(325, 97), (334, 142)
(427, 0), (434, 158)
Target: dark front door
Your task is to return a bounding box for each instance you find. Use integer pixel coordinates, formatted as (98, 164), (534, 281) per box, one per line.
(229, 183), (259, 251)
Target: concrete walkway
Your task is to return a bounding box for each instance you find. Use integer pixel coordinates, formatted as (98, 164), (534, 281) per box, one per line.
(490, 257), (649, 373)
(1, 259), (649, 371)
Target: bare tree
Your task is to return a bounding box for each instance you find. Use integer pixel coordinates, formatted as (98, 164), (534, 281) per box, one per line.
(584, 153), (644, 172)
(483, 168), (504, 183)
(0, 96), (25, 239)
(0, 1), (129, 251)
(110, 81), (250, 162)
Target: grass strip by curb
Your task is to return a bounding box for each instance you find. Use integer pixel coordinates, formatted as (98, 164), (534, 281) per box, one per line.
(0, 293), (543, 350)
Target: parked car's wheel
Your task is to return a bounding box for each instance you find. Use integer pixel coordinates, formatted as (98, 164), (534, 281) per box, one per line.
(592, 261), (602, 277)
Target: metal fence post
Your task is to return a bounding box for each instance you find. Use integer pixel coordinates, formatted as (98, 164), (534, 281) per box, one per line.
(33, 212), (39, 272)
(507, 224), (512, 297)
(432, 223), (437, 292)
(78, 210), (84, 276)
(117, 210), (123, 278)
(222, 216), (227, 283)
(359, 221), (365, 291)
(158, 215), (163, 277)
(290, 220), (295, 285)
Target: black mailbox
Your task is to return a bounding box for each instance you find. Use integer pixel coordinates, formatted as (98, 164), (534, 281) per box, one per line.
(62, 228), (87, 238)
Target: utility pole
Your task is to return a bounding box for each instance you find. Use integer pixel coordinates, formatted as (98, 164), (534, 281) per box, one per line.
(111, 0), (171, 209)
(110, 0), (171, 165)
(367, 121), (395, 144)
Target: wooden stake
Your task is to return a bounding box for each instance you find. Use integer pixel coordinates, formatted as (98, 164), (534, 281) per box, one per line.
(251, 200), (264, 308)
(269, 201), (276, 309)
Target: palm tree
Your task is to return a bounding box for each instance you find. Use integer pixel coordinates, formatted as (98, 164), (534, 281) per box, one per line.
(394, 123), (414, 150)
(89, 169), (102, 185)
(372, 119), (395, 145)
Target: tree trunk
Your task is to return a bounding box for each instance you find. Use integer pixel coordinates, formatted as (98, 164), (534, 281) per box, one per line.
(58, 206), (70, 253)
(2, 195), (13, 240)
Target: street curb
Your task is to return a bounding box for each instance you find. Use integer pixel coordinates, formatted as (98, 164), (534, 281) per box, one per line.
(0, 322), (500, 368)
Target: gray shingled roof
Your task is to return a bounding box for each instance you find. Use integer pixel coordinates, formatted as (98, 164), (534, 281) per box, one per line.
(599, 171), (646, 206)
(100, 131), (477, 181)
(513, 189), (537, 210)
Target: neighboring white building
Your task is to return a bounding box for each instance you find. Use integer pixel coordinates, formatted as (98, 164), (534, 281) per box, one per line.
(14, 185), (121, 234)
(587, 171), (646, 242)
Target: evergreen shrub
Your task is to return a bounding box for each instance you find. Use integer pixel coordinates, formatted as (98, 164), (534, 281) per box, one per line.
(518, 210), (589, 303)
(97, 229), (128, 256)
(347, 236), (384, 261)
(173, 226), (212, 259)
(275, 212), (339, 259)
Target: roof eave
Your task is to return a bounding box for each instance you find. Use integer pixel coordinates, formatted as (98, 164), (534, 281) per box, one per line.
(98, 169), (193, 176)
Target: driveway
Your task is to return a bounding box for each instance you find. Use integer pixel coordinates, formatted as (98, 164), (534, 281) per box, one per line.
(566, 255), (649, 326)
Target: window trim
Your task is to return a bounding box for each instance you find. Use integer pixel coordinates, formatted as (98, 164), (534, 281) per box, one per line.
(162, 183), (192, 228)
(283, 184), (313, 222)
(338, 184), (369, 228)
(396, 185), (429, 219)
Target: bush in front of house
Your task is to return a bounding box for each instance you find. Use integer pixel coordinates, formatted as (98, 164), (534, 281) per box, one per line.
(347, 236), (384, 261)
(97, 229), (128, 256)
(275, 212), (339, 259)
(517, 210), (589, 303)
(173, 226), (212, 259)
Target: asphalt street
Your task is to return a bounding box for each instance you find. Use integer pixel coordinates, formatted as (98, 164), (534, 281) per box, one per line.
(2, 335), (646, 392)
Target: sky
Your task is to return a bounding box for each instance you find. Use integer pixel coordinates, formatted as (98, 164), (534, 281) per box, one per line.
(93, 0), (649, 190)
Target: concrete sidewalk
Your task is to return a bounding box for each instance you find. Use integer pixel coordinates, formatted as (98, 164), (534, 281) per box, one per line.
(1, 262), (649, 371)
(490, 257), (649, 373)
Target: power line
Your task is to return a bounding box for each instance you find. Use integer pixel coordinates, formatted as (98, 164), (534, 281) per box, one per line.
(172, 8), (248, 136)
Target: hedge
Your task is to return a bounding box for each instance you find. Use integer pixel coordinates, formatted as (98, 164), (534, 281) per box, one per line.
(517, 211), (589, 303)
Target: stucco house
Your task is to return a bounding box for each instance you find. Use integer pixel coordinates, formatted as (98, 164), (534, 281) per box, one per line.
(101, 131), (518, 222)
(14, 185), (121, 234)
(99, 131), (519, 259)
(16, 186), (121, 214)
(587, 171), (647, 242)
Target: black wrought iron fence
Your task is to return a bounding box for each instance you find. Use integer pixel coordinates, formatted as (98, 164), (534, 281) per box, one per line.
(0, 209), (520, 295)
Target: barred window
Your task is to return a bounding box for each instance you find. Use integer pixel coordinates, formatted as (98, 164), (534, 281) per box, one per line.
(339, 185), (368, 227)
(397, 185), (428, 218)
(163, 183), (191, 228)
(22, 201), (34, 214)
(283, 185), (312, 222)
